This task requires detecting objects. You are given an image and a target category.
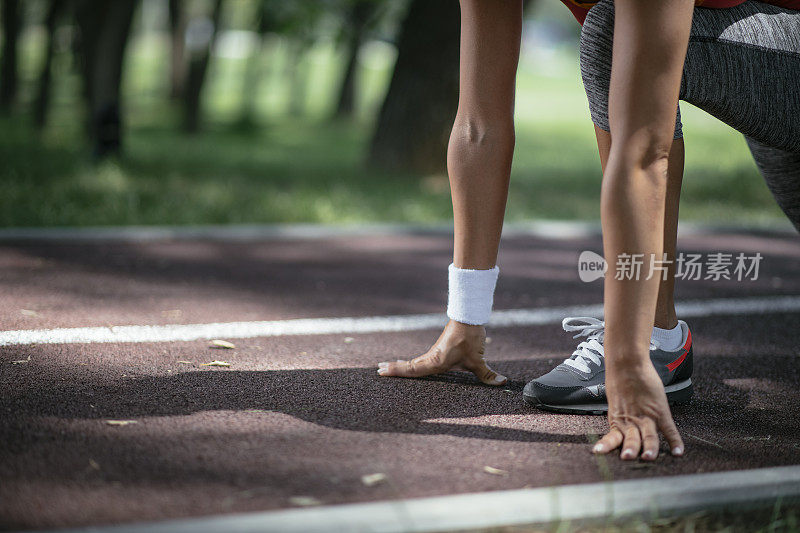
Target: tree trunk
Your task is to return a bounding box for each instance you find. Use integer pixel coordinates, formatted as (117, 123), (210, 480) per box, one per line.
(333, 0), (375, 119)
(34, 0), (65, 129)
(183, 0), (223, 134)
(286, 40), (309, 117)
(168, 0), (186, 100)
(0, 0), (20, 113)
(75, 0), (138, 158)
(334, 34), (359, 118)
(367, 0), (460, 173)
(236, 0), (269, 128)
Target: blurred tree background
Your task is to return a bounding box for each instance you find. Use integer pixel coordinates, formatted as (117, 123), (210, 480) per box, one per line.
(0, 0), (783, 228)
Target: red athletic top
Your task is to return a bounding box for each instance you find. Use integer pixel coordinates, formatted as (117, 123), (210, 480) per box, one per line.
(561, 0), (800, 24)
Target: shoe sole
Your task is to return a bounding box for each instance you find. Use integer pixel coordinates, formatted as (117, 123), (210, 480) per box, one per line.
(523, 378), (693, 416)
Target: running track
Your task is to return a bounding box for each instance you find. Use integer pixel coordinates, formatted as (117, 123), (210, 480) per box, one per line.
(1, 224), (799, 531)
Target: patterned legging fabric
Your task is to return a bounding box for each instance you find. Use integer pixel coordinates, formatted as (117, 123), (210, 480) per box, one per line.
(580, 0), (800, 230)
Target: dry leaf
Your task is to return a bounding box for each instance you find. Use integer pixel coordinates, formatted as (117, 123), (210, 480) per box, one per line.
(20, 309), (39, 317)
(11, 356), (31, 364)
(177, 361), (193, 364)
(483, 466), (508, 476)
(343, 337), (355, 343)
(289, 496), (321, 507)
(201, 360), (231, 367)
(106, 420), (138, 426)
(485, 337), (492, 344)
(361, 473), (387, 486)
(161, 309), (183, 319)
(209, 339), (235, 349)
(89, 459), (100, 470)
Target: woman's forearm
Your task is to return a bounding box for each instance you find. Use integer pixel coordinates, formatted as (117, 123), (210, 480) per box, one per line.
(601, 153), (668, 366)
(603, 0), (693, 362)
(449, 0), (522, 270)
(448, 116), (514, 269)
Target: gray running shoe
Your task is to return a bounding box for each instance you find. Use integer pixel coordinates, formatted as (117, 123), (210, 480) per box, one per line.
(523, 317), (693, 415)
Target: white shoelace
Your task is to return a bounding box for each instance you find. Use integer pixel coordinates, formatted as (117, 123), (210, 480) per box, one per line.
(560, 317), (660, 373)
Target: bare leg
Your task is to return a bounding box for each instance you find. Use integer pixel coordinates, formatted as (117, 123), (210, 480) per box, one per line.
(594, 126), (682, 329)
(378, 0), (522, 385)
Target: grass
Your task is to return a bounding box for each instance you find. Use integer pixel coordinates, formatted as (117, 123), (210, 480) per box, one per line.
(0, 30), (788, 228)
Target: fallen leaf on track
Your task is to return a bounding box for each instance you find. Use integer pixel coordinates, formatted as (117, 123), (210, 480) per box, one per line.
(201, 360), (231, 367)
(289, 496), (321, 507)
(20, 309), (39, 317)
(343, 337), (354, 343)
(361, 473), (387, 486)
(177, 361), (193, 364)
(105, 420), (138, 426)
(89, 459), (100, 470)
(209, 339), (235, 349)
(483, 466), (508, 476)
(11, 356), (31, 364)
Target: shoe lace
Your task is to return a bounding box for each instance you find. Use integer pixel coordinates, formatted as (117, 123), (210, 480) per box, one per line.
(560, 317), (660, 373)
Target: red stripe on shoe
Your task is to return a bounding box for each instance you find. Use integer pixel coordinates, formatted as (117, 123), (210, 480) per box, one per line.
(667, 351), (687, 372)
(667, 329), (692, 372)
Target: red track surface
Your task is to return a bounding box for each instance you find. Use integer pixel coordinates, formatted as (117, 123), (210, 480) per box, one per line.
(1, 229), (799, 531)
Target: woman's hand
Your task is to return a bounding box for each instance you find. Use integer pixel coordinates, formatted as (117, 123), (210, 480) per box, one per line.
(377, 320), (507, 386)
(593, 361), (684, 460)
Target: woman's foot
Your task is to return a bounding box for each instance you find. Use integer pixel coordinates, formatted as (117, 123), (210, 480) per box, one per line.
(377, 319), (507, 386)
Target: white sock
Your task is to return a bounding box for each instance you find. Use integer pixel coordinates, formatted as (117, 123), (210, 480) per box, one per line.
(651, 322), (683, 351)
(446, 263), (499, 326)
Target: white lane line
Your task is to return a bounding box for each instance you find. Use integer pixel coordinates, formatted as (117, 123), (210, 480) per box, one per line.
(1, 295), (799, 347)
(50, 465), (800, 533)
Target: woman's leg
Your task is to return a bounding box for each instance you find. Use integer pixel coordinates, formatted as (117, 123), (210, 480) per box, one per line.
(681, 1), (800, 155)
(378, 0), (523, 385)
(745, 137), (800, 232)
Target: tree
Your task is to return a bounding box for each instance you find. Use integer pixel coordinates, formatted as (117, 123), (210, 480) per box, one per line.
(0, 0), (20, 113)
(283, 3), (323, 117)
(235, 0), (271, 129)
(332, 0), (380, 119)
(74, 0), (138, 157)
(34, 0), (66, 129)
(368, 0), (460, 173)
(183, 0), (223, 133)
(168, 0), (187, 100)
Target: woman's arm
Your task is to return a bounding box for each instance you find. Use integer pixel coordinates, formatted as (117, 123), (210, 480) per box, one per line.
(449, 0), (521, 270)
(593, 0), (693, 460)
(378, 0), (522, 384)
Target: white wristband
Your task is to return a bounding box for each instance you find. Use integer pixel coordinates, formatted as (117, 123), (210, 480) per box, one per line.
(446, 263), (500, 325)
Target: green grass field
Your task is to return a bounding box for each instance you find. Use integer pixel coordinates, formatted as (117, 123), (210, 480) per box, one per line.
(0, 31), (787, 228)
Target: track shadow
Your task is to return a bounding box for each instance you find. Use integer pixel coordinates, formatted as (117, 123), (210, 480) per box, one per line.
(3, 353), (799, 456)
(2, 361), (591, 445)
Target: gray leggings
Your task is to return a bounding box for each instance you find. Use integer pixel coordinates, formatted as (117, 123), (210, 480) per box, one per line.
(580, 0), (800, 230)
